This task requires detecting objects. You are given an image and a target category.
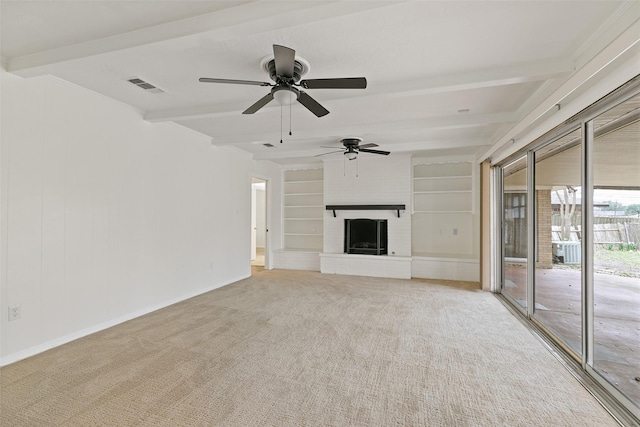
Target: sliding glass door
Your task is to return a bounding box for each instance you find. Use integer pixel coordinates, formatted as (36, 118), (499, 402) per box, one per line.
(501, 156), (528, 310)
(590, 93), (640, 410)
(496, 77), (640, 421)
(533, 128), (583, 358)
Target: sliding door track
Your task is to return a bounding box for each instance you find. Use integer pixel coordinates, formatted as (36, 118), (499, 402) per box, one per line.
(495, 293), (639, 427)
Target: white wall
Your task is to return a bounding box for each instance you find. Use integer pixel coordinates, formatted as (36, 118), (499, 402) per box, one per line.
(0, 71), (258, 364)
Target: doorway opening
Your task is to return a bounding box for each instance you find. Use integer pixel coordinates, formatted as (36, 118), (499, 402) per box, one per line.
(251, 177), (268, 271)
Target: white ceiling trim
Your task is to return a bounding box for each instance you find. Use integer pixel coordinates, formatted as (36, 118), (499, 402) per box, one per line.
(209, 112), (517, 146)
(368, 58), (573, 100)
(479, 18), (640, 163)
(7, 1), (397, 78)
(486, 78), (567, 146)
(145, 59), (568, 123)
(572, 0), (640, 68)
(252, 138), (488, 161)
(146, 101), (256, 123)
(3, 1), (632, 165)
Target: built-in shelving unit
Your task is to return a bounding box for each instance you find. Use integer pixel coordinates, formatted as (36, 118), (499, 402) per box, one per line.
(411, 161), (475, 260)
(413, 162), (472, 213)
(283, 168), (324, 251)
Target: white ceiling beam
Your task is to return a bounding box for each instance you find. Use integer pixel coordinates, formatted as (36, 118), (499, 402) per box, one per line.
(211, 112), (516, 146)
(252, 138), (486, 160)
(145, 59), (568, 123)
(145, 101), (250, 123)
(8, 1), (398, 77)
(486, 3), (640, 149)
(571, 0), (640, 70)
(365, 58), (573, 100)
(479, 17), (640, 163)
(486, 78), (566, 146)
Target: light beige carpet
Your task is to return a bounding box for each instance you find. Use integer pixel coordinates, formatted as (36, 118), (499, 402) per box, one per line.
(1, 269), (618, 426)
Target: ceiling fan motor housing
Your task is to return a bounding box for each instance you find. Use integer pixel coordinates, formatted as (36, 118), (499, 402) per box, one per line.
(266, 59), (305, 83)
(341, 137), (363, 148)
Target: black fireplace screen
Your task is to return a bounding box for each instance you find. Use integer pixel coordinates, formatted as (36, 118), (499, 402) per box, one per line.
(344, 219), (388, 255)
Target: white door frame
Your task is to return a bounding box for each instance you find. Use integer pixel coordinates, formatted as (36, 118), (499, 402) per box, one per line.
(251, 176), (269, 269)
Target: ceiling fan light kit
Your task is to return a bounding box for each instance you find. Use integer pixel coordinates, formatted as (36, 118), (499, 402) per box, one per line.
(344, 151), (358, 160)
(272, 86), (298, 105)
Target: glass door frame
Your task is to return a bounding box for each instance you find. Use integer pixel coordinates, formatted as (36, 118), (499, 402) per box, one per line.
(493, 75), (640, 423)
(498, 156), (528, 317)
(531, 124), (584, 363)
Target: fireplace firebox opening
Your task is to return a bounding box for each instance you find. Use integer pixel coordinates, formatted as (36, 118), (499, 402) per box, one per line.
(344, 219), (388, 255)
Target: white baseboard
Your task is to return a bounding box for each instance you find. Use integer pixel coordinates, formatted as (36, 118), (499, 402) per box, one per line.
(320, 253), (412, 279)
(411, 256), (479, 282)
(272, 250), (320, 271)
(0, 274), (248, 367)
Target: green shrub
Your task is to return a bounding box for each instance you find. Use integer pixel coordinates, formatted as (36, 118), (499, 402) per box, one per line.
(605, 242), (638, 251)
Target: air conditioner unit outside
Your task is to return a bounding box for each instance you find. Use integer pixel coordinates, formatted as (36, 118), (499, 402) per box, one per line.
(552, 241), (581, 264)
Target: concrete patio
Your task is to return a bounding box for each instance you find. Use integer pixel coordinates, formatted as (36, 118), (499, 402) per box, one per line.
(504, 263), (640, 406)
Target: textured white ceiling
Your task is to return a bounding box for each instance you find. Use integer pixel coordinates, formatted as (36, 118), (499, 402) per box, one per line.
(1, 0), (632, 165)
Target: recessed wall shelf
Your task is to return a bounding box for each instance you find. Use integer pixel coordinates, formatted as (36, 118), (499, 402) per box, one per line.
(411, 161), (474, 257)
(325, 204), (406, 218)
(283, 168), (324, 251)
(413, 163), (472, 213)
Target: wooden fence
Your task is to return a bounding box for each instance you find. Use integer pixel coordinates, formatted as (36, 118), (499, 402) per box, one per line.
(551, 217), (640, 246)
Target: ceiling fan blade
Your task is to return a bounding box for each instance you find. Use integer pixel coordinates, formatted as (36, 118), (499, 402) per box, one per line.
(357, 143), (378, 149)
(314, 150), (344, 157)
(242, 93), (274, 114)
(297, 91), (329, 117)
(273, 44), (295, 78)
(359, 148), (390, 155)
(199, 77), (271, 86)
(300, 77), (367, 89)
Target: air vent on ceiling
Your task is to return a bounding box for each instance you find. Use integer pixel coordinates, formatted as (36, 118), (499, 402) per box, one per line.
(263, 143), (275, 147)
(126, 77), (164, 94)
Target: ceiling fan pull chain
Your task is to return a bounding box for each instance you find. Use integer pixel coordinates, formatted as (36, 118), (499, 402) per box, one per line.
(356, 157), (359, 178)
(289, 90), (292, 136)
(280, 103), (283, 143)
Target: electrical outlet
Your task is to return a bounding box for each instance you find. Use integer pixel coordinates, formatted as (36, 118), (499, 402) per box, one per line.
(8, 305), (21, 321)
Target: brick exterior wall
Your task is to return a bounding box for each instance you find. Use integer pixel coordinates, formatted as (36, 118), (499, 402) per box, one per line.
(537, 189), (553, 268)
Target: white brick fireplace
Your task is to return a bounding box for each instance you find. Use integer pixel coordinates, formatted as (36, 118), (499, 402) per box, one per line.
(321, 155), (413, 279)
